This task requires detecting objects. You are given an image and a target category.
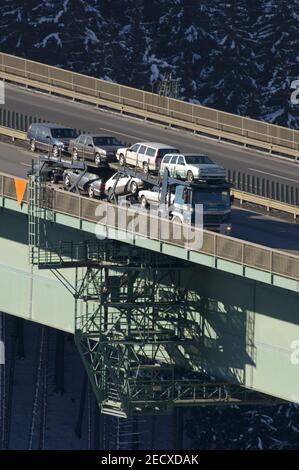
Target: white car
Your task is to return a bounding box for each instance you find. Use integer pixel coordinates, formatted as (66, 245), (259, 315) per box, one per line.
(105, 172), (144, 198)
(116, 142), (180, 173)
(160, 153), (225, 182)
(138, 188), (175, 209)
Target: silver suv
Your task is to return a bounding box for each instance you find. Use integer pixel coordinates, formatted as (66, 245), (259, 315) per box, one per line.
(116, 142), (180, 174)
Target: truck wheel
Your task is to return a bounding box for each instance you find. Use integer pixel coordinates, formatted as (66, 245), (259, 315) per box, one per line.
(88, 185), (94, 198)
(30, 140), (36, 152)
(143, 162), (149, 174)
(72, 149), (78, 161)
(187, 171), (194, 182)
(130, 181), (138, 195)
(140, 195), (149, 209)
(95, 153), (102, 166)
(119, 154), (125, 166)
(52, 145), (59, 158)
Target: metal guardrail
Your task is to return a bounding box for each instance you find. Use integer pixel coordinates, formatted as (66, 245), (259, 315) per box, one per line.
(227, 169), (299, 206)
(0, 52), (299, 161)
(0, 108), (88, 137)
(231, 189), (299, 220)
(0, 125), (26, 140)
(0, 172), (298, 281)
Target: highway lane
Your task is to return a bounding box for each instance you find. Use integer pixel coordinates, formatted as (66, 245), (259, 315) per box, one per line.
(2, 83), (299, 191)
(0, 140), (298, 255)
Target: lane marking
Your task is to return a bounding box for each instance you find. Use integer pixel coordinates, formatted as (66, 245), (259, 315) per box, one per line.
(248, 168), (299, 184)
(20, 162), (31, 167)
(98, 127), (141, 141)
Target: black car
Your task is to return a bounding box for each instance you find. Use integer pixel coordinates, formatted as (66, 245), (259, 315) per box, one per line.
(28, 158), (65, 183)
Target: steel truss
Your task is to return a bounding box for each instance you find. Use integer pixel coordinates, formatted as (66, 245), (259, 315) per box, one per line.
(74, 263), (203, 416)
(27, 167), (281, 418)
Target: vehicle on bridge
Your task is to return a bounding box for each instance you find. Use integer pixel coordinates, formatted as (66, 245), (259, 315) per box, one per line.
(139, 187), (175, 208)
(29, 158), (66, 183)
(27, 123), (78, 158)
(104, 172), (144, 198)
(160, 153), (225, 182)
(116, 142), (180, 174)
(63, 165), (114, 198)
(108, 167), (232, 234)
(69, 134), (123, 166)
(36, 155), (232, 234)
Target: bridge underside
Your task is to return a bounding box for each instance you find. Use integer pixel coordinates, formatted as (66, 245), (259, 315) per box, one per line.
(0, 206), (298, 415)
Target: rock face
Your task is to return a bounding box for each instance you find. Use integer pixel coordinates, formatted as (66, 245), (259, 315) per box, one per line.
(1, 1), (299, 127)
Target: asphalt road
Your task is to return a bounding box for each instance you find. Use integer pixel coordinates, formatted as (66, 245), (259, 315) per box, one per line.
(2, 83), (299, 192)
(0, 139), (298, 255)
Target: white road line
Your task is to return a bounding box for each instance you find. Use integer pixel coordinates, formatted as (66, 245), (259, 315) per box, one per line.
(98, 127), (141, 141)
(20, 162), (31, 167)
(248, 168), (299, 184)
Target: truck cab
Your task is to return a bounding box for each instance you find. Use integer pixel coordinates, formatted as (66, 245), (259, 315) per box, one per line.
(171, 183), (232, 235)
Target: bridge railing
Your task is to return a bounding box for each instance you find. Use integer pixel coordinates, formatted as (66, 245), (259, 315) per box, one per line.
(0, 172), (298, 281)
(0, 52), (298, 161)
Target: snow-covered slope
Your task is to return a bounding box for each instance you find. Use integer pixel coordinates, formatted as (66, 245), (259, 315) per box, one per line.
(0, 0), (299, 127)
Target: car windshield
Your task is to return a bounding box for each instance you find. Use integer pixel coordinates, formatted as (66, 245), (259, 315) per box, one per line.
(51, 128), (77, 139)
(93, 136), (122, 146)
(185, 155), (213, 164)
(193, 190), (230, 207)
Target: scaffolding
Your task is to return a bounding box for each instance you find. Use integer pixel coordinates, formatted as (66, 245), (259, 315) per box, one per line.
(27, 162), (280, 417)
(158, 73), (181, 99)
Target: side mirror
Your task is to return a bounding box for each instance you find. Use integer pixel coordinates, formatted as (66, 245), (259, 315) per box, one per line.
(88, 144), (93, 147)
(46, 136), (50, 139)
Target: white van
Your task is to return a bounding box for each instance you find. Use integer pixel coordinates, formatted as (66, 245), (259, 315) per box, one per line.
(116, 142), (180, 174)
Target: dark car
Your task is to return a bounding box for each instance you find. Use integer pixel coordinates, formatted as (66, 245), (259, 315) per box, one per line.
(27, 123), (78, 158)
(28, 158), (65, 183)
(69, 134), (123, 166)
(63, 166), (114, 198)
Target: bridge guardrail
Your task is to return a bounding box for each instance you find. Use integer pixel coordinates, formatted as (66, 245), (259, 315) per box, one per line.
(0, 52), (298, 161)
(0, 125), (26, 140)
(0, 172), (298, 282)
(231, 189), (299, 220)
(227, 169), (299, 206)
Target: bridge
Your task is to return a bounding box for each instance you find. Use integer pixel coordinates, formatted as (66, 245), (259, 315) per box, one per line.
(0, 53), (298, 418)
